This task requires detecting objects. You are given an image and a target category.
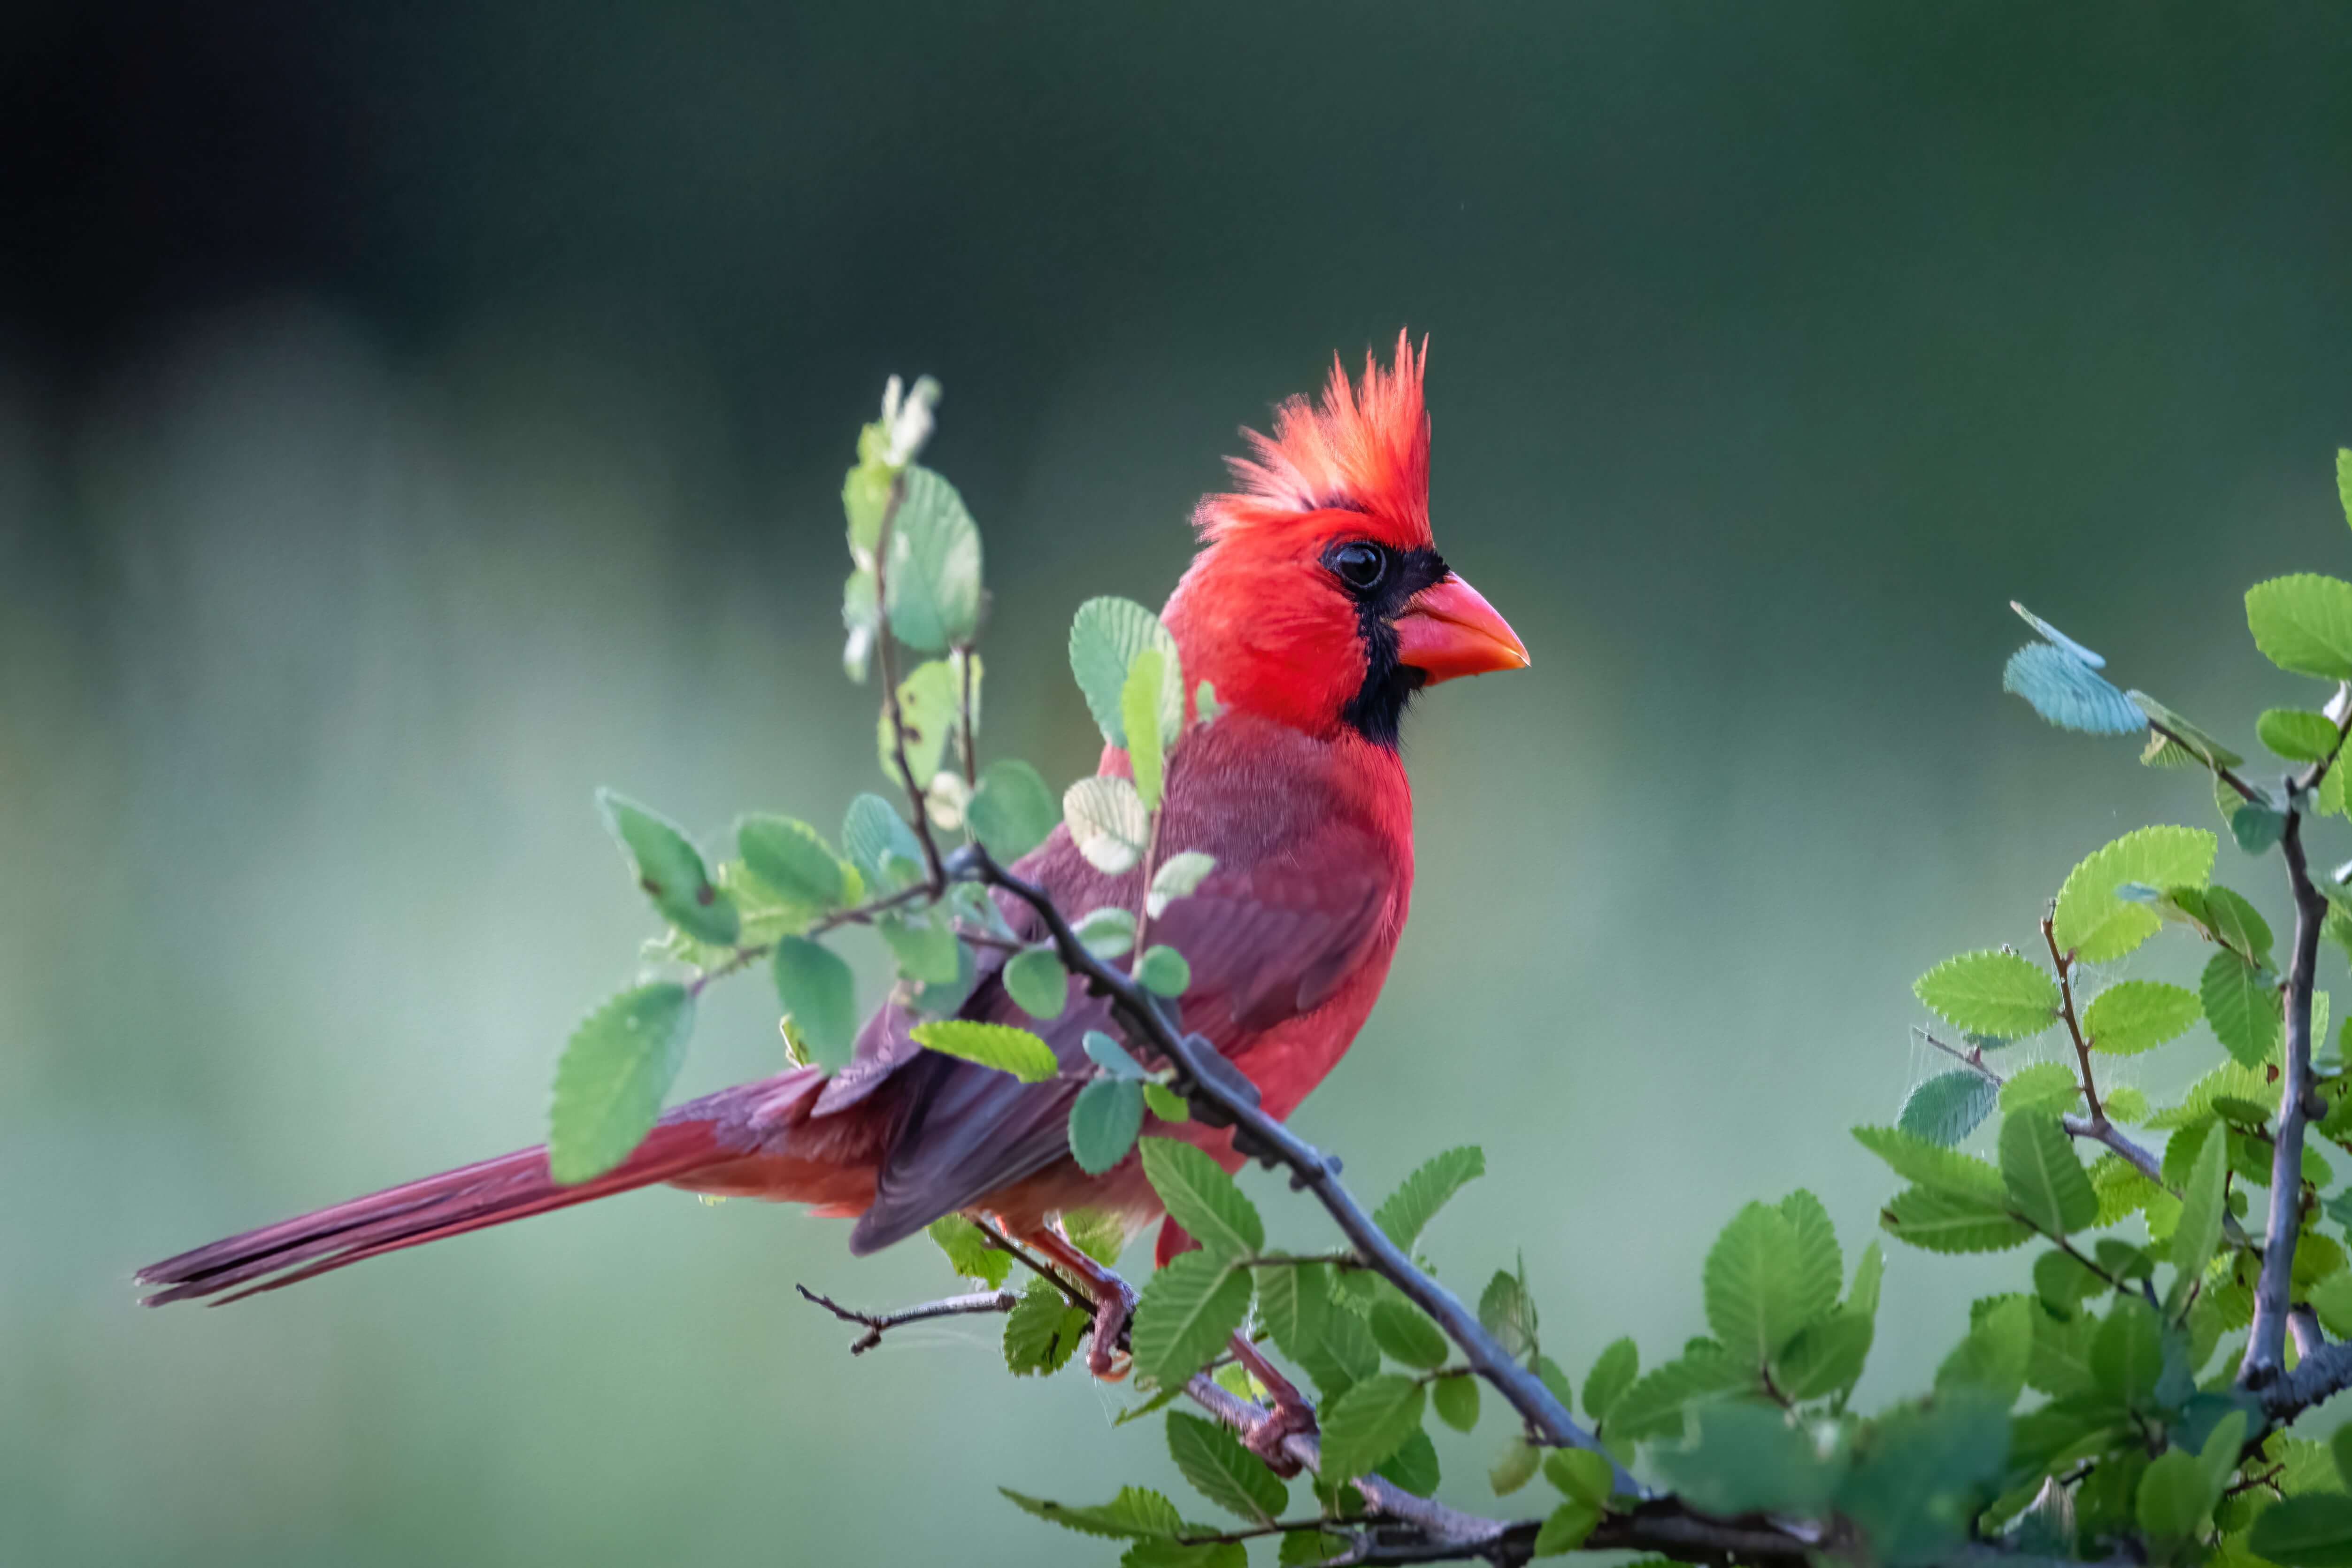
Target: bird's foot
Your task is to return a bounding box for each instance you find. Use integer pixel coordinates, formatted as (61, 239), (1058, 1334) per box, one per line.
(1228, 1332), (1316, 1476)
(1017, 1222), (1138, 1382)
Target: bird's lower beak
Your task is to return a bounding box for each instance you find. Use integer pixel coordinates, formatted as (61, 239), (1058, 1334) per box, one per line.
(1394, 572), (1530, 683)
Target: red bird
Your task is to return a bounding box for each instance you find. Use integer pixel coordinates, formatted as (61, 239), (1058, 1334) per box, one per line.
(137, 334), (1528, 1329)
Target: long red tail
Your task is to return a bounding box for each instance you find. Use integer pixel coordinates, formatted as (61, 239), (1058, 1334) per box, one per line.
(136, 1118), (729, 1307)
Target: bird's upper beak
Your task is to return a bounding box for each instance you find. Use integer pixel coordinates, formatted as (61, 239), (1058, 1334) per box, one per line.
(1394, 572), (1530, 683)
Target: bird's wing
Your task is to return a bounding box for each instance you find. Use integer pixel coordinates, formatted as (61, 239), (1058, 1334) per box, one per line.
(845, 811), (1397, 1253)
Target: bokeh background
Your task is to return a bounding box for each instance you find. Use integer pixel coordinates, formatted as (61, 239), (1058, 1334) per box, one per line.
(8, 4), (2352, 1563)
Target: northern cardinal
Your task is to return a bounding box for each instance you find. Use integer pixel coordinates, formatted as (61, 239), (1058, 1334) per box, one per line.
(138, 332), (1527, 1323)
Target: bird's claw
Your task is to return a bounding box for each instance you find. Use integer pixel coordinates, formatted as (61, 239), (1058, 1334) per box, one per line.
(1240, 1392), (1317, 1477)
(1084, 1276), (1138, 1381)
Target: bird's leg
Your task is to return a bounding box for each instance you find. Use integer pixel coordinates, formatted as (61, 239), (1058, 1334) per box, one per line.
(1226, 1333), (1316, 1477)
(1019, 1224), (1137, 1381)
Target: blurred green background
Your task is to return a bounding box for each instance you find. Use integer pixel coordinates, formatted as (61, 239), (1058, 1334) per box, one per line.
(7, 3), (2352, 1563)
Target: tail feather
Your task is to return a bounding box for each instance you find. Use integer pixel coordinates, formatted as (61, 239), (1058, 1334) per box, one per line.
(136, 1122), (723, 1306)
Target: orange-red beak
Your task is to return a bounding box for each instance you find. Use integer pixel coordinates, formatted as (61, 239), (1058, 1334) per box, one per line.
(1394, 572), (1529, 683)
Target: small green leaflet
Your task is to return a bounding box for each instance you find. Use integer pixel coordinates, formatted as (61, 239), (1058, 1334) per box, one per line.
(1775, 1312), (1874, 1403)
(1139, 1138), (1264, 1256)
(2260, 707), (2343, 762)
(736, 814), (849, 911)
(2081, 979), (2201, 1055)
(967, 759), (1058, 861)
(1166, 1410), (1285, 1523)
(2131, 692), (2244, 771)
(1074, 905), (1138, 958)
(1255, 1258), (1330, 1361)
(2251, 1491), (2352, 1567)
(1852, 1126), (2008, 1203)
(1583, 1337), (1637, 1423)
(1912, 950), (2059, 1039)
(1069, 596), (1182, 748)
(928, 1214), (1013, 1288)
(999, 1485), (1183, 1540)
(842, 792), (924, 890)
(1376, 1427), (1442, 1498)
(1064, 776), (1150, 875)
(1147, 852), (1217, 917)
(1083, 1029), (1145, 1078)
(1068, 1078), (1145, 1174)
(1703, 1200), (1831, 1366)
(1897, 1070), (1998, 1145)
(2246, 574), (2352, 682)
(2166, 1128), (2229, 1316)
(1003, 945), (1069, 1020)
(1998, 1062), (2079, 1116)
(1433, 1373), (1480, 1432)
(1368, 1296), (1451, 1369)
(1143, 1082), (1190, 1122)
(1999, 1111), (2098, 1235)
(2202, 950), (2280, 1067)
(771, 936), (859, 1071)
(2090, 1296), (2162, 1408)
(1122, 646), (1172, 810)
(597, 790), (739, 946)
(1491, 1437), (1541, 1496)
(1003, 1276), (1091, 1376)
(882, 658), (961, 786)
(1136, 945), (1191, 998)
(883, 465), (982, 653)
(1880, 1186), (2032, 1253)
(1603, 1345), (1753, 1442)
(1934, 1294), (2030, 1408)
(1130, 1250), (1253, 1386)
(1373, 1145), (1486, 1252)
(1317, 1373), (1426, 1480)
(1479, 1269), (1539, 1361)
(2050, 825), (2216, 963)
(548, 983), (697, 1184)
(877, 911), (960, 984)
(910, 1020), (1059, 1082)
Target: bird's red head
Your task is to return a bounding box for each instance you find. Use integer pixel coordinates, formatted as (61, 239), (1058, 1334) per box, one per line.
(1163, 332), (1529, 745)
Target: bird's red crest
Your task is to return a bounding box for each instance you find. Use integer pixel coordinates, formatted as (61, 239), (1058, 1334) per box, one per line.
(1194, 330), (1430, 553)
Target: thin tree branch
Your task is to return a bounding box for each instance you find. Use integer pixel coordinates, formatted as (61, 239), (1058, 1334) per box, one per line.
(794, 1283), (1016, 1354)
(972, 844), (1642, 1498)
(2042, 917), (2103, 1125)
(2144, 720), (2260, 804)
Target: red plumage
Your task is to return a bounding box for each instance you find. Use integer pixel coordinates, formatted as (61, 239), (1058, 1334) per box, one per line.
(137, 332), (1526, 1308)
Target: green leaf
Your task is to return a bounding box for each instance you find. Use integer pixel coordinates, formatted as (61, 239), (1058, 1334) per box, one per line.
(910, 1020), (1059, 1082)
(1065, 775), (1150, 875)
(1003, 945), (1069, 1021)
(1532, 1500), (1600, 1557)
(1373, 1145), (1486, 1252)
(1545, 1446), (1616, 1508)
(1832, 1389), (2011, 1567)
(1912, 950), (2060, 1039)
(2339, 447), (2352, 532)
(1653, 1401), (1844, 1516)
(1318, 1373), (1427, 1479)
(1166, 1410), (1285, 1522)
(1775, 1312), (1874, 1403)
(597, 790), (738, 946)
(2206, 885), (2276, 965)
(2250, 1493), (2352, 1566)
(928, 1214), (1013, 1288)
(770, 936), (858, 1071)
(1139, 1138), (1265, 1257)
(1491, 1436), (1541, 1496)
(1148, 852), (1217, 918)
(877, 910), (960, 984)
(1880, 1186), (2032, 1253)
(1082, 1030), (1146, 1079)
(2051, 825), (2217, 963)
(1475, 1270), (1538, 1363)
(1143, 1082), (1190, 1122)
(2034, 1247), (2106, 1314)
(2248, 574), (2352, 681)
(1074, 905), (1138, 959)
(1433, 1373), (1481, 1432)
(1122, 647), (1172, 810)
(2102, 1084), (2150, 1123)
(1070, 597), (1182, 748)
(1606, 1345), (1754, 1442)
(1852, 1126), (2007, 1203)
(1279, 1530), (1350, 1566)
(1897, 1069), (1998, 1145)
(2203, 950), (2280, 1068)
(883, 465), (982, 652)
(1705, 1202), (1813, 1365)
(1369, 1297), (1450, 1369)
(2263, 707), (2344, 762)
(1136, 945), (1191, 998)
(2003, 641), (2143, 734)
(1256, 1259), (1329, 1363)
(2230, 795), (2290, 855)
(1998, 1062), (2080, 1116)
(1846, 1240), (1884, 1319)
(2167, 1130), (2229, 1316)
(2000, 1111), (2098, 1235)
(2131, 692), (2246, 771)
(547, 983), (696, 1184)
(1131, 1251), (1253, 1386)
(1376, 1427), (1442, 1497)
(2081, 979), (2202, 1055)
(1067, 1078), (1146, 1175)
(1000, 1485), (1182, 1540)
(1294, 1299), (1382, 1402)
(967, 759), (1058, 862)
(880, 658), (960, 785)
(1004, 1275), (1092, 1376)
(2091, 1296), (2162, 1409)
(1778, 1189), (1845, 1327)
(1583, 1337), (1638, 1423)
(736, 815), (849, 911)
(1935, 1294), (2030, 1407)
(841, 792), (923, 890)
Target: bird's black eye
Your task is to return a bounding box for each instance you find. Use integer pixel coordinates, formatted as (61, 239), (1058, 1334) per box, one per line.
(1329, 541), (1388, 593)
